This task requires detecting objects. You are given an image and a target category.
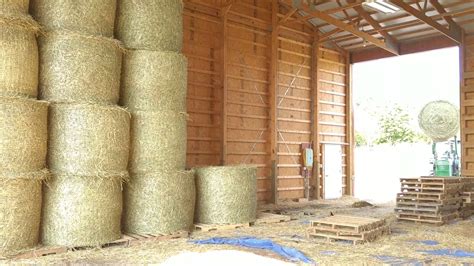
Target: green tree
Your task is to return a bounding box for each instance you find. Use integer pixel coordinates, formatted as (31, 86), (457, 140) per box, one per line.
(355, 131), (367, 146)
(375, 106), (418, 145)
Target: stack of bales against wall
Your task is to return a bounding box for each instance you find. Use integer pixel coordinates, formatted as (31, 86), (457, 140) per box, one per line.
(116, 0), (194, 234)
(0, 5), (48, 256)
(31, 0), (130, 247)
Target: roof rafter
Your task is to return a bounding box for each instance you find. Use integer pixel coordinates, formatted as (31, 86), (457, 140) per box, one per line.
(390, 0), (462, 44)
(429, 0), (460, 29)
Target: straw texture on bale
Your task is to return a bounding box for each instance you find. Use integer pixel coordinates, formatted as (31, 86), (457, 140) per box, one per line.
(42, 174), (123, 247)
(120, 50), (187, 112)
(115, 0), (183, 51)
(0, 97), (48, 173)
(0, 11), (39, 98)
(418, 100), (460, 142)
(195, 166), (257, 224)
(48, 103), (130, 177)
(0, 0), (29, 13)
(38, 31), (123, 104)
(123, 170), (195, 234)
(129, 111), (187, 173)
(30, 0), (116, 37)
(0, 171), (47, 256)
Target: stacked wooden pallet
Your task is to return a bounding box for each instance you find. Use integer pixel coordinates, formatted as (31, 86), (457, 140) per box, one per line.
(461, 178), (474, 218)
(306, 215), (390, 245)
(396, 177), (463, 225)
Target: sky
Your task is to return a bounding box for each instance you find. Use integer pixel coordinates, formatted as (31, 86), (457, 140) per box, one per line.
(352, 47), (460, 140)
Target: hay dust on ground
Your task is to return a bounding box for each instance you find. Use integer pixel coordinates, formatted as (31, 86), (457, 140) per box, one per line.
(7, 197), (474, 265)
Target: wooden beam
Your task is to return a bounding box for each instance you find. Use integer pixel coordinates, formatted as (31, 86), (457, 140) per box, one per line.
(221, 5), (230, 165)
(281, 0), (399, 55)
(269, 0), (279, 203)
(344, 50), (354, 196)
(390, 0), (462, 44)
(311, 31), (321, 200)
(429, 0), (461, 30)
(278, 7), (297, 27)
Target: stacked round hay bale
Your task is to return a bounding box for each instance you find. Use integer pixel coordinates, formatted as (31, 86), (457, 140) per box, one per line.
(195, 166), (258, 225)
(116, 0), (193, 235)
(30, 0), (130, 247)
(0, 4), (48, 257)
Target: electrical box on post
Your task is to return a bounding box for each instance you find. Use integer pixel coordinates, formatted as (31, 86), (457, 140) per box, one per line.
(302, 148), (313, 169)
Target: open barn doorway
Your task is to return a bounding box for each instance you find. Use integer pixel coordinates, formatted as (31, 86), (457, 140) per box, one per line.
(352, 47), (460, 203)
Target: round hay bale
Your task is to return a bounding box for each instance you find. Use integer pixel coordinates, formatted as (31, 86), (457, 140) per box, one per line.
(41, 174), (123, 247)
(30, 0), (116, 37)
(0, 171), (47, 256)
(195, 165), (257, 224)
(48, 103), (130, 177)
(123, 170), (195, 234)
(0, 11), (39, 98)
(0, 97), (48, 173)
(120, 50), (187, 112)
(115, 0), (183, 51)
(38, 31), (123, 104)
(418, 100), (460, 142)
(129, 110), (187, 174)
(1, 0), (29, 13)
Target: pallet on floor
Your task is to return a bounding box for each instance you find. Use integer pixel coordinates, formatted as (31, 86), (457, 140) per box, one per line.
(13, 231), (189, 259)
(462, 192), (474, 203)
(310, 215), (386, 233)
(397, 212), (459, 226)
(193, 223), (250, 232)
(307, 225), (390, 245)
(253, 212), (291, 225)
(394, 203), (460, 215)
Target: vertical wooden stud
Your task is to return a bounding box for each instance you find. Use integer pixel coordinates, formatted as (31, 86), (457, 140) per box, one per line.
(221, 6), (230, 165)
(344, 51), (354, 196)
(311, 31), (321, 200)
(269, 0), (279, 203)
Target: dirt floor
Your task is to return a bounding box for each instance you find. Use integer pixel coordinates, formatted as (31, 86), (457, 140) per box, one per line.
(6, 197), (474, 265)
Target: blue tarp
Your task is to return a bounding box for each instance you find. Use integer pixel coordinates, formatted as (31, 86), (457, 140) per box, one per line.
(415, 240), (439, 246)
(192, 237), (313, 263)
(373, 255), (425, 266)
(417, 249), (474, 258)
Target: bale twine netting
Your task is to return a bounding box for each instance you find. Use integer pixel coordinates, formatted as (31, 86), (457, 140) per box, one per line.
(38, 31), (123, 104)
(0, 0), (29, 13)
(0, 11), (39, 98)
(41, 174), (124, 247)
(195, 165), (257, 224)
(115, 0), (183, 51)
(120, 50), (187, 112)
(0, 170), (48, 256)
(0, 97), (48, 173)
(30, 0), (117, 37)
(418, 100), (460, 142)
(123, 170), (195, 235)
(129, 110), (187, 173)
(48, 103), (130, 177)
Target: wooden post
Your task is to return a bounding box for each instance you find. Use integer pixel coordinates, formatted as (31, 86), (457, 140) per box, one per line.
(460, 32), (466, 175)
(344, 51), (354, 196)
(311, 31), (321, 200)
(221, 5), (231, 165)
(269, 0), (279, 203)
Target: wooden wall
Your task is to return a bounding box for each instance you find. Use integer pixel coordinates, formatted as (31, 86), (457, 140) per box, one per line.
(183, 0), (353, 202)
(461, 34), (474, 176)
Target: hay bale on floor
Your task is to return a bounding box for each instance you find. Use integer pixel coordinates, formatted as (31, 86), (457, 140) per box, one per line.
(0, 97), (48, 173)
(0, 11), (39, 98)
(123, 170), (195, 234)
(129, 110), (186, 173)
(0, 170), (47, 257)
(120, 50), (187, 112)
(30, 0), (116, 37)
(195, 165), (257, 224)
(38, 31), (123, 104)
(115, 0), (183, 51)
(41, 174), (123, 247)
(0, 0), (29, 13)
(48, 103), (130, 177)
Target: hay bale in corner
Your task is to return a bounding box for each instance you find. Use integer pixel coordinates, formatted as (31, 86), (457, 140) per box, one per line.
(41, 174), (123, 247)
(30, 0), (117, 37)
(0, 171), (47, 257)
(38, 31), (123, 104)
(0, 97), (48, 173)
(129, 110), (187, 173)
(120, 50), (187, 112)
(0, 0), (29, 13)
(195, 165), (257, 224)
(0, 11), (39, 98)
(48, 103), (130, 177)
(115, 0), (183, 51)
(123, 170), (195, 234)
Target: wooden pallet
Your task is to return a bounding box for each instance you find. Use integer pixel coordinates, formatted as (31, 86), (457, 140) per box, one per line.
(194, 223), (250, 232)
(307, 225), (390, 245)
(253, 212), (291, 225)
(310, 215), (386, 234)
(394, 203), (460, 214)
(401, 177), (461, 184)
(13, 231), (189, 259)
(396, 199), (460, 209)
(396, 195), (461, 205)
(400, 181), (463, 190)
(462, 192), (474, 203)
(397, 212), (459, 225)
(396, 192), (459, 200)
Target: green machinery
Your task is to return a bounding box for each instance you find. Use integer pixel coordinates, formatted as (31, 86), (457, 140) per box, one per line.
(418, 101), (460, 177)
